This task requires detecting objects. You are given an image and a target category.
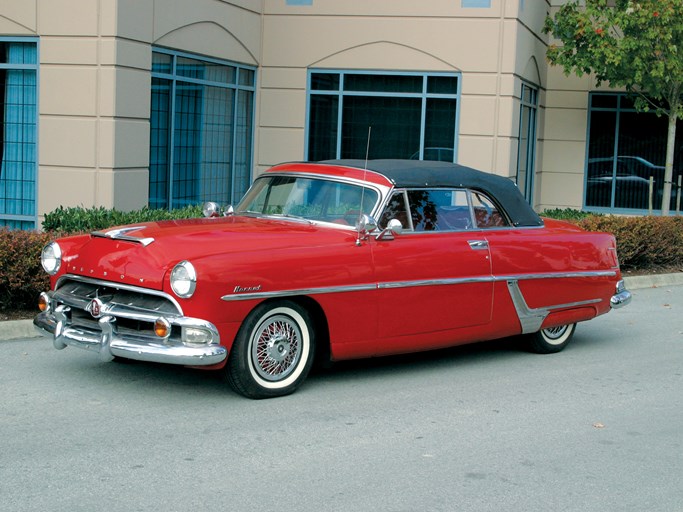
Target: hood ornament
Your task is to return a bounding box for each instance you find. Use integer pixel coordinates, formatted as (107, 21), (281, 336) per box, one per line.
(88, 298), (104, 319)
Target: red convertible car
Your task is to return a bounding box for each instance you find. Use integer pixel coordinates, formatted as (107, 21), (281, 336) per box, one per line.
(34, 160), (631, 398)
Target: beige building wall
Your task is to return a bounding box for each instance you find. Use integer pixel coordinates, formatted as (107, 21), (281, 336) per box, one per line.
(2, 0), (604, 220)
(259, 0), (557, 210)
(1, 0), (262, 219)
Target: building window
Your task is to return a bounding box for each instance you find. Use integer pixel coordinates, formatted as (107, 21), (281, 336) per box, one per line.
(516, 83), (538, 204)
(0, 39), (38, 230)
(586, 93), (683, 212)
(306, 71), (460, 162)
(150, 49), (255, 210)
(461, 0), (491, 7)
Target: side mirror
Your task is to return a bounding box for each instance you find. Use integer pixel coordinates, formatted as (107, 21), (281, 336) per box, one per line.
(202, 202), (234, 218)
(202, 202), (221, 218)
(356, 214), (378, 234)
(376, 218), (403, 241)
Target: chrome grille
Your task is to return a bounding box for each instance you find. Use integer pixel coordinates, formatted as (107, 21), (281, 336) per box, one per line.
(52, 276), (182, 339)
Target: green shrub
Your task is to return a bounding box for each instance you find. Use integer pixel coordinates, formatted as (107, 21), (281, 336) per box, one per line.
(0, 229), (51, 311)
(577, 215), (683, 270)
(541, 208), (602, 221)
(42, 204), (203, 232)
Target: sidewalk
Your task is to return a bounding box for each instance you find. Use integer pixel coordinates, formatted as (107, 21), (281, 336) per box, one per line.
(2, 272), (682, 342)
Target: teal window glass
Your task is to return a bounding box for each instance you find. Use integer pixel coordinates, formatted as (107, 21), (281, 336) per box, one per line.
(0, 39), (38, 230)
(150, 49), (255, 209)
(586, 93), (683, 213)
(307, 71), (460, 162)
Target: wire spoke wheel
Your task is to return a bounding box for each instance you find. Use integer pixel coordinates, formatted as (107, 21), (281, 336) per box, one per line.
(251, 314), (302, 381)
(226, 300), (316, 399)
(526, 323), (577, 354)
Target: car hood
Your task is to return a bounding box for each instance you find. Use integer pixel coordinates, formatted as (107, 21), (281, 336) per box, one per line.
(63, 216), (355, 290)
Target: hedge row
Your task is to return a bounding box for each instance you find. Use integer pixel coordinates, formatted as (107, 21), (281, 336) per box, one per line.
(0, 229), (51, 312)
(1, 207), (682, 312)
(42, 204), (203, 233)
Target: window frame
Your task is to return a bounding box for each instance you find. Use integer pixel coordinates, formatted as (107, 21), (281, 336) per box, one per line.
(584, 92), (683, 214)
(380, 187), (510, 233)
(515, 82), (538, 205)
(150, 47), (257, 210)
(0, 36), (39, 230)
(305, 69), (462, 162)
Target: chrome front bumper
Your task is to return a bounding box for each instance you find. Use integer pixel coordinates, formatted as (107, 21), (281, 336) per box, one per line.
(610, 280), (632, 309)
(34, 306), (227, 366)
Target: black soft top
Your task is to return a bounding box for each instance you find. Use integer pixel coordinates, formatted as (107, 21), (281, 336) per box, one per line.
(321, 159), (543, 227)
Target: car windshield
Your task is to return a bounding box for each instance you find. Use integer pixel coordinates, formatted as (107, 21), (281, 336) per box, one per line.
(237, 175), (379, 225)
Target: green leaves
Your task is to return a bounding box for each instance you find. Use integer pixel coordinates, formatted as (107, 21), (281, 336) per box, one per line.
(545, 0), (683, 104)
(545, 0), (683, 213)
(41, 204), (204, 233)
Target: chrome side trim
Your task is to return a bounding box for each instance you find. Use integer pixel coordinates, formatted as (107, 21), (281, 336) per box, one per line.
(221, 283), (377, 302)
(378, 276), (494, 289)
(221, 270), (616, 301)
(506, 280), (602, 334)
(92, 227), (155, 247)
(494, 270), (616, 281)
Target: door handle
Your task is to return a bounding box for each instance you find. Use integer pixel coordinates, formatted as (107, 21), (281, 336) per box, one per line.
(468, 240), (489, 250)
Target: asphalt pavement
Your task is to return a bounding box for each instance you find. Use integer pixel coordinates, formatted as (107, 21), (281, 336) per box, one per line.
(1, 276), (682, 512)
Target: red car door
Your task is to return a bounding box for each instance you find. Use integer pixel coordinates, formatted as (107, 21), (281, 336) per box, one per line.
(372, 190), (493, 348)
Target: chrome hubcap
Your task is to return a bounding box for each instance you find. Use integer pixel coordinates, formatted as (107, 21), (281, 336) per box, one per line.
(252, 315), (301, 381)
(543, 325), (567, 340)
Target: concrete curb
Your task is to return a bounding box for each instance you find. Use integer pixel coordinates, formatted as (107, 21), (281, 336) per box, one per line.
(2, 272), (682, 342)
(1, 319), (37, 341)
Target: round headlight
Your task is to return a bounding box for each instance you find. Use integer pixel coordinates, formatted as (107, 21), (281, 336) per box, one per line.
(170, 260), (197, 298)
(41, 242), (62, 275)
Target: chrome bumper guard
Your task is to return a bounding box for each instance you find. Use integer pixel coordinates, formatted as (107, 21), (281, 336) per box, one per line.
(34, 304), (227, 366)
(610, 279), (632, 309)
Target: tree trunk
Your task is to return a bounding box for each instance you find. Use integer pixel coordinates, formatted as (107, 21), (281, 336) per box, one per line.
(662, 113), (677, 215)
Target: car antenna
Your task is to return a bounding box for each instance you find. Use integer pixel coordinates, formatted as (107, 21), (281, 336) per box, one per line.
(356, 126), (371, 247)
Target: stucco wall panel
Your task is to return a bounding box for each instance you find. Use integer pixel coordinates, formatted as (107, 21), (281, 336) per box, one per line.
(152, 1), (260, 64)
(260, 67), (307, 90)
(264, 0), (505, 17)
(543, 107), (587, 142)
(39, 117), (97, 168)
(311, 41), (458, 72)
(263, 17), (499, 72)
(457, 136), (495, 172)
(460, 96), (496, 136)
(40, 37), (98, 65)
(37, 0), (98, 36)
(545, 90), (588, 110)
(98, 67), (150, 118)
(0, 0), (37, 34)
(96, 168), (149, 210)
(99, 39), (151, 70)
(99, 119), (150, 169)
(260, 89), (306, 128)
(154, 22), (258, 65)
(258, 128), (305, 166)
(109, 0), (154, 41)
(538, 171), (584, 209)
(540, 140), (586, 174)
(40, 66), (97, 116)
(38, 167), (96, 212)
(461, 74), (497, 96)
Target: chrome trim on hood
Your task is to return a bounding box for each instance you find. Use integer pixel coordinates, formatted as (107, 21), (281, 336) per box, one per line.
(92, 226), (155, 246)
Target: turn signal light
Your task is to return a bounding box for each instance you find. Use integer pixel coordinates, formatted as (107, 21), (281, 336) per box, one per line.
(154, 317), (171, 338)
(38, 293), (50, 313)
